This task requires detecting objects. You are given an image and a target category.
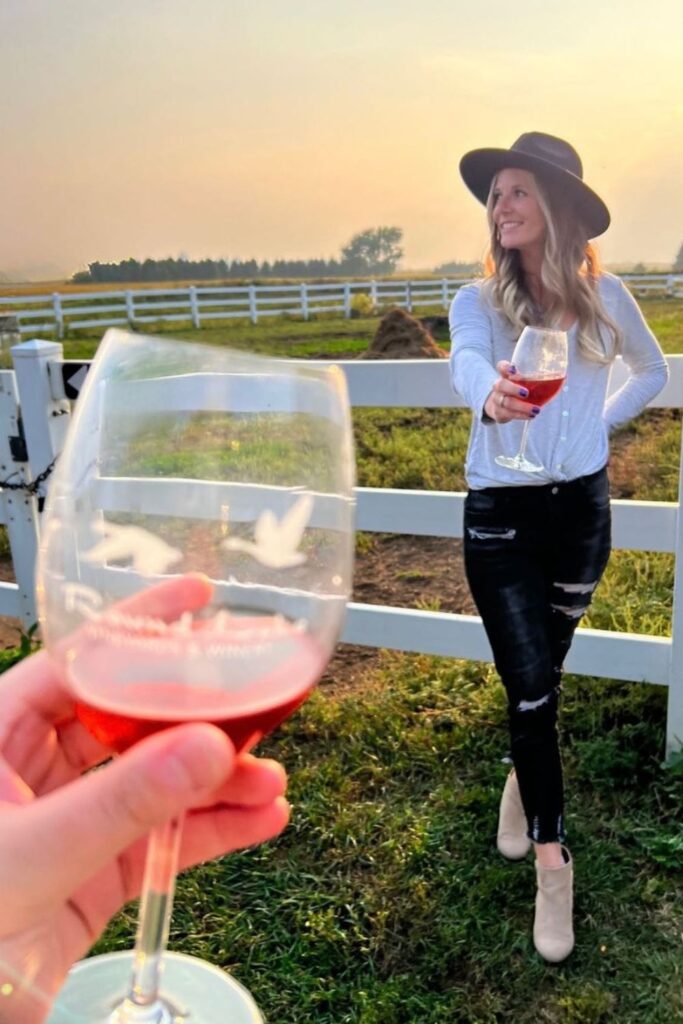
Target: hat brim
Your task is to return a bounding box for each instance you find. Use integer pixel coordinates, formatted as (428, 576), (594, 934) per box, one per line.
(459, 148), (610, 239)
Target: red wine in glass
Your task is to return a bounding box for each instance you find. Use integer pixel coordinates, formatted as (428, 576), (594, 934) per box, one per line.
(495, 326), (568, 473)
(68, 612), (326, 754)
(513, 374), (566, 408)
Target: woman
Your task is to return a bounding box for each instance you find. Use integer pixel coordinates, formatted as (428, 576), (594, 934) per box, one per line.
(449, 131), (668, 962)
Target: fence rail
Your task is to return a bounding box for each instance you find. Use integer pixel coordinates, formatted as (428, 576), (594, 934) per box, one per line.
(1, 341), (682, 755)
(1, 274), (681, 338)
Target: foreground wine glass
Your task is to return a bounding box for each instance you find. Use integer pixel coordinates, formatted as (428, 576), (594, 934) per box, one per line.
(38, 329), (355, 1023)
(494, 326), (568, 474)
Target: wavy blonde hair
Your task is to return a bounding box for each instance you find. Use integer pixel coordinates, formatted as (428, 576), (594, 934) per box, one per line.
(482, 171), (621, 363)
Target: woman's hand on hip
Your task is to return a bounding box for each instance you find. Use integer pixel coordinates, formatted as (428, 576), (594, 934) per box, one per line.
(483, 361), (540, 423)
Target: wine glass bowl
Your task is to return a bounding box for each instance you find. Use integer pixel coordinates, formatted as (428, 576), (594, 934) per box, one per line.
(38, 329), (355, 1023)
(494, 326), (568, 474)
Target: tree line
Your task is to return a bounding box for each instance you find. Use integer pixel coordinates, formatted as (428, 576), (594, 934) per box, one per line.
(72, 228), (683, 285)
(72, 227), (408, 284)
(72, 256), (353, 284)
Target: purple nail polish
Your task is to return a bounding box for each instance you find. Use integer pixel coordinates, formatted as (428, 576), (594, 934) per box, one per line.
(532, 406), (541, 415)
(509, 365), (517, 374)
(519, 387), (529, 398)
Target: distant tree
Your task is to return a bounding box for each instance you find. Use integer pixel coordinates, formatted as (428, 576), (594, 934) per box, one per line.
(674, 244), (683, 272)
(340, 227), (403, 276)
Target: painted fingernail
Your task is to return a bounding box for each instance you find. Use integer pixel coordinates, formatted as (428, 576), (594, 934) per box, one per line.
(532, 406), (541, 415)
(518, 388), (529, 397)
(509, 365), (517, 374)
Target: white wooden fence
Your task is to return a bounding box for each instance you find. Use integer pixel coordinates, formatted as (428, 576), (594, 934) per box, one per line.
(0, 279), (466, 337)
(1, 339), (682, 756)
(1, 274), (681, 338)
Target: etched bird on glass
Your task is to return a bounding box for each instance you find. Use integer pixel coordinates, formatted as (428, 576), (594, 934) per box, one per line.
(223, 493), (313, 568)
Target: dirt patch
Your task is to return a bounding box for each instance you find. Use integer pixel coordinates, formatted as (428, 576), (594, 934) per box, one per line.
(321, 535), (475, 695)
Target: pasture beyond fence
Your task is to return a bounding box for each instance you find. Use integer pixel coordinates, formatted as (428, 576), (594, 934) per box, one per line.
(1, 274), (682, 338)
(0, 338), (682, 756)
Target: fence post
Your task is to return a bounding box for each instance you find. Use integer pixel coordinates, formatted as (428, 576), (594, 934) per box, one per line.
(370, 280), (378, 311)
(441, 279), (449, 310)
(666, 424), (683, 756)
(666, 275), (675, 297)
(248, 285), (258, 325)
(0, 372), (41, 625)
(52, 293), (64, 339)
(406, 281), (413, 313)
(125, 290), (136, 325)
(11, 340), (70, 486)
(300, 282), (309, 321)
(189, 286), (201, 328)
(343, 283), (352, 319)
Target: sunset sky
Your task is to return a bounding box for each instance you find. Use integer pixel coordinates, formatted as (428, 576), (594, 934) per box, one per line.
(1, 0), (682, 279)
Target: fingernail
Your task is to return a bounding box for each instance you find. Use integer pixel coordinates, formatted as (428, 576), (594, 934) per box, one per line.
(509, 365), (517, 374)
(518, 388), (529, 398)
(531, 407), (541, 415)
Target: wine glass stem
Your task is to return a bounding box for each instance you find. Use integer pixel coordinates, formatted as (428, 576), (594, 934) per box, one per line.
(518, 420), (531, 460)
(115, 815), (184, 1022)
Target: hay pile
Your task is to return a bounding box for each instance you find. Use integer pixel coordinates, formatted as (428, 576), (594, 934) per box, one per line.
(356, 308), (448, 359)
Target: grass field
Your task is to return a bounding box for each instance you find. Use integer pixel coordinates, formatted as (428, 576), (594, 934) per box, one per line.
(3, 297), (683, 1022)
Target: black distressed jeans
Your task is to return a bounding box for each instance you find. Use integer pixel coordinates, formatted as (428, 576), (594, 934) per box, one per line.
(463, 467), (612, 844)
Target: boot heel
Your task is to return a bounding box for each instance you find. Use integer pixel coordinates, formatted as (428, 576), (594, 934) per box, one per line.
(497, 771), (532, 860)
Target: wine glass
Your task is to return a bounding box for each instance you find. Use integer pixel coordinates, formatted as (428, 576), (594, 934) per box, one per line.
(37, 328), (355, 1023)
(494, 326), (568, 474)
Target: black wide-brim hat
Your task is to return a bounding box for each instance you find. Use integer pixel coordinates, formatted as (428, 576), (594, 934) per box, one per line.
(459, 131), (610, 239)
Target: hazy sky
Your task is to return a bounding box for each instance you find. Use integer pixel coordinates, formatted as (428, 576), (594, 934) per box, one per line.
(2, 0), (682, 278)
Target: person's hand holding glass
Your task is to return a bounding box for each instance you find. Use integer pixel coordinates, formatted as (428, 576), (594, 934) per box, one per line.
(30, 330), (356, 1023)
(0, 585), (289, 1024)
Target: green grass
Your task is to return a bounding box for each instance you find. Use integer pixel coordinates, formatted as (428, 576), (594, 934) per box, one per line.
(638, 298), (683, 354)
(56, 315), (382, 362)
(104, 410), (342, 488)
(90, 662), (682, 1023)
(353, 408), (469, 491)
(4, 297), (683, 1022)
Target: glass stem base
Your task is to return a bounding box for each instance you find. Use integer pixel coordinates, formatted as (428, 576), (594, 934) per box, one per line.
(494, 452), (544, 474)
(495, 419), (544, 474)
(45, 952), (263, 1024)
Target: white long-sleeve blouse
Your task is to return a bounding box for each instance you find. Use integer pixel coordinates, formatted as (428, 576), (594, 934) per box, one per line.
(449, 273), (669, 489)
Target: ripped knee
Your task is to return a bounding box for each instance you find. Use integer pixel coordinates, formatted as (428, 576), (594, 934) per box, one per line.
(509, 684), (561, 741)
(551, 578), (598, 620)
(516, 691), (555, 712)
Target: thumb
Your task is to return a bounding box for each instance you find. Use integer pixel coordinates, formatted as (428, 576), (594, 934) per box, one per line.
(7, 724), (235, 912)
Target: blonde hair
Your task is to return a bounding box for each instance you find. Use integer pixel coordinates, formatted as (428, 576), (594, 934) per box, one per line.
(482, 171), (621, 363)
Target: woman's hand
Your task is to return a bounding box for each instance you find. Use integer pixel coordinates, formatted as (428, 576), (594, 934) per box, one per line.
(0, 577), (290, 1022)
(483, 361), (540, 423)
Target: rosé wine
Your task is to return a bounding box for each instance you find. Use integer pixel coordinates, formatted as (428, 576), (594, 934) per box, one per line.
(65, 611), (326, 753)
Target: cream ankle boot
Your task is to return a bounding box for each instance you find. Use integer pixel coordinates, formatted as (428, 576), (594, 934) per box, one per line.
(534, 849), (574, 963)
(497, 771), (532, 860)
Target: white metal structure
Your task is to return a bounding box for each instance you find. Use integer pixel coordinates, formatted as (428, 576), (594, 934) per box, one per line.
(0, 274), (681, 337)
(2, 340), (682, 755)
